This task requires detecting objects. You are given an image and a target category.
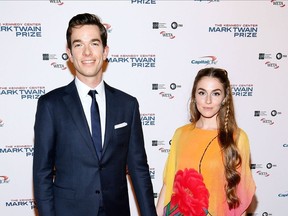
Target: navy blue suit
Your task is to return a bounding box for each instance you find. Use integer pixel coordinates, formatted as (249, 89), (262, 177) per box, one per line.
(33, 80), (157, 216)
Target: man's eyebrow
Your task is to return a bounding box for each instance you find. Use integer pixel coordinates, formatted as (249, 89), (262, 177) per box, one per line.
(91, 38), (101, 43)
(72, 39), (81, 44)
(72, 38), (101, 44)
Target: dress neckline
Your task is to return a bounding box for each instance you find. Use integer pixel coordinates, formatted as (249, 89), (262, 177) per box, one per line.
(194, 126), (218, 133)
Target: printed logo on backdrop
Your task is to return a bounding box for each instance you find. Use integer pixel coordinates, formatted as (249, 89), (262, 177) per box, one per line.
(0, 86), (45, 99)
(153, 22), (166, 29)
(171, 22), (183, 30)
(43, 53), (68, 61)
(209, 24), (258, 38)
(0, 145), (34, 157)
(51, 62), (67, 70)
(160, 31), (175, 39)
(153, 21), (183, 39)
(191, 56), (218, 65)
(152, 83), (165, 90)
(251, 162), (277, 177)
(0, 176), (10, 184)
(283, 143), (288, 148)
(260, 118), (274, 125)
(275, 52), (287, 60)
(265, 61), (279, 69)
(152, 83), (181, 99)
(170, 83), (181, 90)
(49, 0), (64, 5)
(259, 52), (287, 69)
(5, 198), (36, 211)
(258, 53), (272, 60)
(152, 140), (165, 146)
(159, 92), (174, 99)
(249, 212), (273, 216)
(0, 22), (42, 37)
(271, 0), (286, 7)
(270, 109), (282, 117)
(149, 168), (156, 179)
(159, 147), (170, 153)
(43, 53), (68, 70)
(152, 140), (170, 153)
(254, 109), (282, 125)
(0, 118), (4, 127)
(131, 0), (156, 4)
(278, 191), (288, 198)
(141, 113), (155, 126)
(231, 84), (253, 97)
(103, 23), (112, 33)
(108, 54), (156, 68)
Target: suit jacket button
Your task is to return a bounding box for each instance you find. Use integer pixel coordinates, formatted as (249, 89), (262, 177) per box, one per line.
(95, 190), (100, 194)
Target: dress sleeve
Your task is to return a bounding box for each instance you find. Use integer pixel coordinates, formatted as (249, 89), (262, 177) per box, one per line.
(228, 129), (256, 215)
(162, 128), (181, 206)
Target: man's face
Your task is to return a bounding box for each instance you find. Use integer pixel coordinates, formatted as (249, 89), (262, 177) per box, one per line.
(67, 24), (109, 84)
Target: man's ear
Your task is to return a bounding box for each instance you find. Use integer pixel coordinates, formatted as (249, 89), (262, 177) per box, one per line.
(66, 48), (73, 62)
(103, 45), (109, 61)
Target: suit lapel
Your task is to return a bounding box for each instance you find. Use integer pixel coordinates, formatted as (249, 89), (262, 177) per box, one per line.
(102, 83), (116, 156)
(62, 81), (98, 159)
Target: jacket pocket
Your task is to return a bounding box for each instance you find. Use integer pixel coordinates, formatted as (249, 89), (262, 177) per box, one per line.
(54, 185), (75, 200)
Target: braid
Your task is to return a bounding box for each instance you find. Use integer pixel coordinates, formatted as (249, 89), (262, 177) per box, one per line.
(224, 99), (230, 134)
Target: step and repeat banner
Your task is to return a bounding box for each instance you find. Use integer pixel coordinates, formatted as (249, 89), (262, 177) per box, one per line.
(0, 1), (287, 215)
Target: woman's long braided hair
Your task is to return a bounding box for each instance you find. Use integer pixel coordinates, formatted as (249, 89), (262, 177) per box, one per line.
(189, 67), (242, 209)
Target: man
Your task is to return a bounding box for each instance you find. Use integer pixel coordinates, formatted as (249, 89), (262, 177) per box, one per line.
(33, 13), (157, 216)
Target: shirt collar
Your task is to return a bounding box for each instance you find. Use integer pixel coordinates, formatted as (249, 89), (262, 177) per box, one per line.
(75, 77), (105, 99)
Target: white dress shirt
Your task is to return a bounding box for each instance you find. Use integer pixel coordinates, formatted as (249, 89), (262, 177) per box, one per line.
(75, 77), (106, 147)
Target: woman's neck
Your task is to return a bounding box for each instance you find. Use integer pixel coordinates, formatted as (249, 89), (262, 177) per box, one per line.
(196, 117), (218, 130)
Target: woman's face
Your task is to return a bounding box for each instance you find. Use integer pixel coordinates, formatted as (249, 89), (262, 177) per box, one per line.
(195, 76), (225, 119)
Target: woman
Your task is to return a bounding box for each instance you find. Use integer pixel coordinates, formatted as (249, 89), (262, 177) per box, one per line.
(156, 67), (255, 216)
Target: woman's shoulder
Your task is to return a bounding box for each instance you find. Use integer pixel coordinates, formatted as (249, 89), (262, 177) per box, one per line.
(236, 128), (251, 151)
(175, 123), (194, 133)
(238, 128), (249, 141)
(171, 123), (195, 140)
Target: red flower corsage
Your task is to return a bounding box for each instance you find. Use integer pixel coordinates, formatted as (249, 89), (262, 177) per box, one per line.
(164, 168), (209, 216)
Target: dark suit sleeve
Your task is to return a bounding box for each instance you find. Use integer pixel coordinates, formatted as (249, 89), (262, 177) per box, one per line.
(127, 99), (157, 216)
(33, 96), (56, 216)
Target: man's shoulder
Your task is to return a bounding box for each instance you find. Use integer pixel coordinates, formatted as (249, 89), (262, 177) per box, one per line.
(105, 82), (136, 101)
(40, 81), (74, 100)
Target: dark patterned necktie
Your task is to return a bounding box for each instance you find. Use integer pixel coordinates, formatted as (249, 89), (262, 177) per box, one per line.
(88, 90), (102, 159)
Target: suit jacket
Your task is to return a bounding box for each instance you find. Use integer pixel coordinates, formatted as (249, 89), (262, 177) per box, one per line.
(33, 80), (157, 216)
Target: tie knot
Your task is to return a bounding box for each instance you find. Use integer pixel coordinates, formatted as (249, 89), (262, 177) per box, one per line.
(88, 90), (98, 99)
